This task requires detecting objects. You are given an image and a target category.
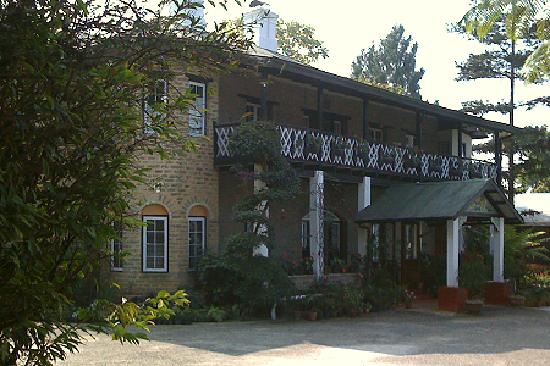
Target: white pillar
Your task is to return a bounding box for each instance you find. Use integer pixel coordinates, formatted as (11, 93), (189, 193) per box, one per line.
(491, 217), (505, 282)
(253, 164), (269, 257)
(309, 171), (324, 281)
(446, 218), (460, 287)
(357, 177), (371, 256)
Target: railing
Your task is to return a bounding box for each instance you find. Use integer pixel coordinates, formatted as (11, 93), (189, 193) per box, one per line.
(214, 124), (497, 182)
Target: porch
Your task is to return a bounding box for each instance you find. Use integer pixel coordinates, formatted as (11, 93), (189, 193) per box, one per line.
(356, 179), (523, 311)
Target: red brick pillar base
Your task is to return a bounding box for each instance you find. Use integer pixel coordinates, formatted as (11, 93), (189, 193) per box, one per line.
(438, 287), (468, 312)
(485, 282), (512, 305)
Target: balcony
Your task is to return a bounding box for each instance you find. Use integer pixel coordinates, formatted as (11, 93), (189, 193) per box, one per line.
(214, 124), (497, 182)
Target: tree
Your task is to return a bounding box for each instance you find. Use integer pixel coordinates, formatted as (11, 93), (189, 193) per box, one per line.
(276, 19), (329, 64)
(474, 125), (550, 192)
(197, 121), (299, 317)
(351, 25), (425, 99)
(0, 0), (248, 364)
(456, 3), (550, 197)
(460, 0), (550, 82)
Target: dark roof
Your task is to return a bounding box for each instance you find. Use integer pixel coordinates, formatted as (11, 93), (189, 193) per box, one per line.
(244, 48), (520, 134)
(356, 179), (522, 223)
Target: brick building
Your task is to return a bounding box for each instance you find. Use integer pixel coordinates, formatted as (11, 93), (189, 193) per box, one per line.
(108, 5), (522, 309)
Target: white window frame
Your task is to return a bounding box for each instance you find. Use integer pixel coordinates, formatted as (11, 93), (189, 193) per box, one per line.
(188, 216), (206, 271)
(405, 134), (416, 148)
(142, 215), (168, 272)
(110, 222), (123, 272)
(245, 102), (261, 122)
(369, 127), (383, 143)
(188, 81), (206, 137)
(144, 79), (167, 135)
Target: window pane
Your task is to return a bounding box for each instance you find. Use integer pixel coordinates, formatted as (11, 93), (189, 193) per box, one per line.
(155, 220), (165, 231)
(155, 257), (164, 269)
(147, 256), (154, 268)
(155, 244), (164, 257)
(147, 221), (154, 231)
(147, 232), (155, 244)
(155, 232), (164, 244)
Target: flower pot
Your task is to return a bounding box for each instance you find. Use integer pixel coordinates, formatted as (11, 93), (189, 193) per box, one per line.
(464, 300), (483, 315)
(302, 311), (318, 321)
(508, 295), (525, 307)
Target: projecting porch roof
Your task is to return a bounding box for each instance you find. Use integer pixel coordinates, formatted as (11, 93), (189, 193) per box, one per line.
(356, 179), (522, 224)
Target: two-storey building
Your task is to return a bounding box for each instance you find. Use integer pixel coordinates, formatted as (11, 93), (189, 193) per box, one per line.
(109, 5), (522, 310)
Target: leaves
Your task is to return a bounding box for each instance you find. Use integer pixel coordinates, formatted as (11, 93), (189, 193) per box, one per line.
(276, 19), (329, 65)
(351, 25), (424, 99)
(0, 0), (248, 364)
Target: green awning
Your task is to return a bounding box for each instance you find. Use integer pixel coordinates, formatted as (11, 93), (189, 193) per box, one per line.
(356, 179), (522, 224)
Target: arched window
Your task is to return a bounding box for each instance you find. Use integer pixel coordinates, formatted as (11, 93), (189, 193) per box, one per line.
(142, 204), (169, 272)
(188, 205), (208, 271)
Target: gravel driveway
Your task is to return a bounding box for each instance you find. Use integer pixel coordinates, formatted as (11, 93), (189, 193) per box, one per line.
(60, 306), (550, 366)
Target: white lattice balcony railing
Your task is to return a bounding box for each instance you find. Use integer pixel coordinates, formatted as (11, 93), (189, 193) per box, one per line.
(214, 124), (497, 182)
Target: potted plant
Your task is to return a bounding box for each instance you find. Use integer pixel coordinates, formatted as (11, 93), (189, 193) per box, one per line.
(508, 294), (526, 306)
(459, 254), (489, 315)
(306, 134), (322, 157)
(403, 289), (416, 309)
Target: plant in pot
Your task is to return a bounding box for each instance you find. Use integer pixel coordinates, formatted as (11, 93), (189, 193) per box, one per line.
(306, 134), (322, 157)
(403, 289), (416, 309)
(459, 253), (490, 315)
(358, 142), (371, 165)
(332, 138), (347, 160)
(330, 258), (346, 273)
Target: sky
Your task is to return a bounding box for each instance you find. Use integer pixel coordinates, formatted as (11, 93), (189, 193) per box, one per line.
(204, 0), (549, 128)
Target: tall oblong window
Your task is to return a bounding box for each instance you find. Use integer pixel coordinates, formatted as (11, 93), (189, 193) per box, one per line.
(142, 204), (169, 272)
(188, 205), (208, 271)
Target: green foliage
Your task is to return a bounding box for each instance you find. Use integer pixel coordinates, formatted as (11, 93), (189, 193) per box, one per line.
(0, 0), (249, 364)
(459, 257), (491, 299)
(197, 120), (299, 316)
(418, 253), (446, 296)
(351, 25), (425, 98)
(363, 267), (403, 311)
(276, 19), (329, 64)
(288, 285), (365, 318)
(459, 0), (550, 82)
(504, 225), (550, 287)
(474, 125), (550, 192)
(207, 306), (227, 322)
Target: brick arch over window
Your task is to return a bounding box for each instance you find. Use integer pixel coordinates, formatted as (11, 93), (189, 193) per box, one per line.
(189, 204), (209, 217)
(142, 204), (169, 216)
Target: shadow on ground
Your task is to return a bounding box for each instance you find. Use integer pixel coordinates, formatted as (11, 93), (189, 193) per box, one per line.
(149, 306), (550, 357)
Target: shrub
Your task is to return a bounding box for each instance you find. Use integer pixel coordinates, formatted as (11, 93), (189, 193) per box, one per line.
(363, 267), (402, 311)
(459, 255), (491, 299)
(207, 306), (227, 322)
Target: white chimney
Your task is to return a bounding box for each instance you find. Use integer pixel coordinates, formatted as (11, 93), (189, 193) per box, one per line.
(242, 7), (278, 52)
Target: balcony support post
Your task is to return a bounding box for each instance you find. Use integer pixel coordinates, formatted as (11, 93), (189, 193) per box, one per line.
(416, 112), (422, 149)
(357, 177), (371, 256)
(252, 163), (269, 257)
(494, 131), (502, 184)
(309, 170), (325, 281)
(317, 86), (324, 128)
(457, 123), (463, 158)
(363, 97), (369, 139)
